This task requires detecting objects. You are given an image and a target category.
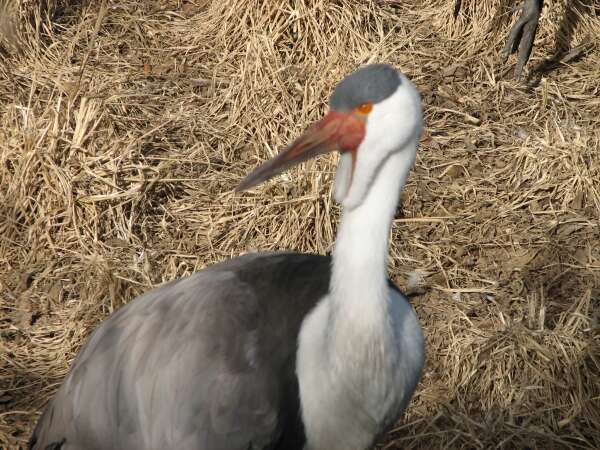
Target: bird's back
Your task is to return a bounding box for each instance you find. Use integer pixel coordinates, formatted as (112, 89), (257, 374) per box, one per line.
(29, 252), (331, 450)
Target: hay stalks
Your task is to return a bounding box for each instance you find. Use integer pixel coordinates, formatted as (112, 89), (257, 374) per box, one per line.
(1, 0), (599, 448)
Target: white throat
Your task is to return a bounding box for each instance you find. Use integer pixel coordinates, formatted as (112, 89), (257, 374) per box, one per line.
(296, 141), (421, 450)
(330, 145), (416, 322)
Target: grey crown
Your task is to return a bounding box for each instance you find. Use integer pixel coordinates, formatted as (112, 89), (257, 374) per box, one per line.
(329, 63), (401, 112)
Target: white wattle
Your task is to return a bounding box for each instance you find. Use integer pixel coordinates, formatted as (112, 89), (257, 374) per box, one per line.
(333, 152), (353, 203)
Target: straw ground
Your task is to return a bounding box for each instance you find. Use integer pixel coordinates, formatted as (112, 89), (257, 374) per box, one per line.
(1, 0), (599, 448)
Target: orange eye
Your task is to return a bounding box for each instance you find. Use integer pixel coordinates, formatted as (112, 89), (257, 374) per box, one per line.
(356, 103), (373, 114)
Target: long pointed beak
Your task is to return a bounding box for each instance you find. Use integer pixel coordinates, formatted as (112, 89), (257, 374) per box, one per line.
(236, 111), (362, 192)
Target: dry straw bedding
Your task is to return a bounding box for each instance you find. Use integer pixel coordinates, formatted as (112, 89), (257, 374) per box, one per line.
(1, 0), (599, 448)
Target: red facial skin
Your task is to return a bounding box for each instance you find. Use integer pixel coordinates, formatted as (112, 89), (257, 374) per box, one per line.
(320, 110), (366, 183)
(320, 110), (366, 153)
(279, 110), (365, 163)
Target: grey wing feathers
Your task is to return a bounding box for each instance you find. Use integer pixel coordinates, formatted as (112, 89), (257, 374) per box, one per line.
(30, 252), (331, 450)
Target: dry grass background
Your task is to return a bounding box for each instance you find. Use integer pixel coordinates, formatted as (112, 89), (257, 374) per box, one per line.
(1, 0), (599, 448)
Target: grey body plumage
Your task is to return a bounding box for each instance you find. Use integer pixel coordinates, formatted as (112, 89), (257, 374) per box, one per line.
(31, 253), (327, 450)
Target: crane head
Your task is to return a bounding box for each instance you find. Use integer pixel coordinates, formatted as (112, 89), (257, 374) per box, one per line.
(236, 64), (423, 210)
